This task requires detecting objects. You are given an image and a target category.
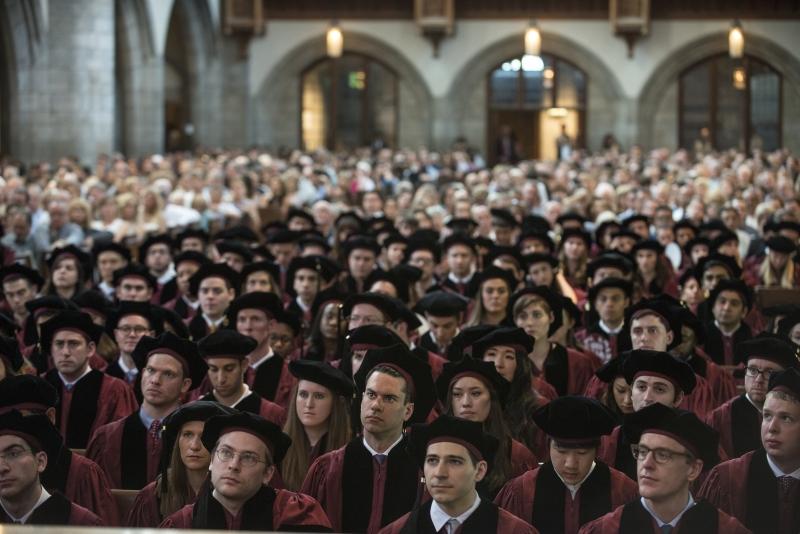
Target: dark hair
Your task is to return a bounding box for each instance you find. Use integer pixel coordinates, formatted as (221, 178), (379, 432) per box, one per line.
(366, 364), (413, 404)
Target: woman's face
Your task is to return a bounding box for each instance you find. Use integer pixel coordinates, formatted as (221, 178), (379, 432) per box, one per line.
(53, 258), (79, 288)
(612, 377), (634, 414)
(178, 420), (210, 471)
(680, 278), (702, 306)
(636, 250), (658, 275)
(564, 237), (587, 260)
(450, 376), (492, 423)
(319, 302), (341, 340)
(769, 250), (790, 272)
(515, 301), (552, 340)
(121, 202), (137, 220)
(68, 207), (87, 226)
(481, 279), (509, 314)
(296, 380), (334, 429)
(144, 192), (158, 211)
(482, 345), (517, 382)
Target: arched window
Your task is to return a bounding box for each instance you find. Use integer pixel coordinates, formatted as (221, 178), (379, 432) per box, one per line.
(488, 54), (587, 162)
(679, 54), (781, 152)
(301, 53), (397, 151)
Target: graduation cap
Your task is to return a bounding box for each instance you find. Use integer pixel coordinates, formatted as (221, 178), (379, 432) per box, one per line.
(609, 229), (641, 243)
(91, 241), (131, 263)
(406, 238), (441, 264)
(768, 367), (800, 398)
(623, 403), (719, 468)
(46, 245), (91, 274)
(298, 232), (331, 254)
(310, 286), (347, 323)
(710, 229), (739, 251)
(625, 298), (683, 349)
(132, 332), (207, 388)
(621, 214), (650, 229)
(683, 237), (711, 256)
(174, 250), (211, 269)
(341, 292), (399, 323)
(484, 246), (524, 271)
(678, 267), (699, 288)
(517, 231), (555, 254)
(532, 396), (617, 444)
(227, 291), (283, 322)
(490, 208), (519, 228)
(366, 265), (422, 304)
(106, 300), (163, 335)
(72, 290), (112, 321)
(382, 233), (408, 250)
(673, 219), (699, 235)
(158, 401), (236, 475)
(594, 220), (622, 243)
(342, 235), (381, 257)
(274, 308), (302, 336)
(407, 414), (499, 469)
(388, 296), (421, 331)
(594, 352), (629, 383)
(334, 211), (365, 231)
(561, 295), (583, 328)
(672, 304), (705, 346)
(765, 235), (797, 254)
(508, 286), (563, 336)
(621, 349), (696, 394)
(346, 325), (405, 351)
(472, 266), (517, 296)
(414, 291), (469, 318)
(198, 330), (257, 361)
(775, 220), (800, 236)
(40, 310), (103, 355)
(161, 307), (191, 339)
(447, 325), (497, 361)
(631, 239), (665, 255)
(0, 410), (64, 461)
(188, 263), (240, 297)
(587, 253), (634, 279)
(215, 240), (255, 263)
(0, 374), (59, 412)
(556, 212), (587, 228)
(240, 261), (281, 287)
(0, 335), (25, 376)
(777, 313), (800, 344)
(522, 253), (558, 270)
(289, 360), (355, 398)
(735, 335), (799, 370)
(354, 343), (436, 424)
(559, 228), (592, 249)
(112, 263), (157, 290)
(265, 229), (301, 245)
(138, 233), (174, 262)
(285, 255), (341, 295)
(287, 207), (316, 229)
(444, 218), (478, 234)
(23, 296), (78, 346)
(707, 278), (752, 310)
(435, 358), (509, 406)
(0, 263), (44, 289)
(442, 233), (477, 254)
(176, 228), (209, 248)
(521, 214), (552, 234)
(202, 411), (292, 465)
(588, 277), (633, 304)
(471, 327), (534, 360)
(213, 225), (260, 244)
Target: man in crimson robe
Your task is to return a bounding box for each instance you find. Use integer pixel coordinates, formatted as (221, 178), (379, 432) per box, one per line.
(0, 375), (118, 525)
(186, 263), (238, 341)
(104, 301), (161, 386)
(574, 277), (632, 366)
(495, 396), (638, 534)
(87, 332), (206, 489)
(580, 403), (748, 533)
(413, 291), (468, 358)
(698, 368), (800, 534)
(0, 410), (103, 526)
(706, 336), (798, 459)
(380, 415), (536, 534)
(702, 278), (754, 366)
(302, 344), (436, 533)
(40, 310), (138, 449)
(159, 411), (332, 530)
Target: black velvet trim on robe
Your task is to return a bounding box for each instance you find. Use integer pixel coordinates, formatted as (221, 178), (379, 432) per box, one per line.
(45, 368), (103, 449)
(686, 352), (707, 378)
(159, 278), (178, 304)
(398, 497), (499, 534)
(200, 391), (262, 415)
(619, 499), (718, 533)
(191, 483), (275, 530)
(251, 356), (284, 402)
(613, 430), (636, 480)
(730, 395), (762, 458)
(702, 322), (753, 365)
(543, 343), (570, 397)
(745, 448), (784, 534)
(0, 491), (73, 525)
(341, 438), (420, 533)
(104, 360), (125, 380)
(531, 461), (612, 533)
(41, 446), (72, 494)
(120, 412), (149, 490)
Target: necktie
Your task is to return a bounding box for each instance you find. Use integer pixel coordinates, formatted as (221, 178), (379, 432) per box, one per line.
(660, 525), (673, 534)
(64, 383), (74, 393)
(778, 476), (798, 501)
(374, 453), (387, 465)
(149, 419), (162, 441)
(446, 518), (459, 534)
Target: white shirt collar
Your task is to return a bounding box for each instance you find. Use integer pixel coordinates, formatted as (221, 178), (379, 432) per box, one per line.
(203, 314), (227, 328)
(430, 492), (481, 532)
(744, 393), (762, 412)
(216, 384), (252, 408)
(554, 461), (596, 499)
(182, 295), (200, 309)
(641, 493), (695, 527)
(249, 347), (275, 369)
(714, 320), (741, 337)
(0, 485), (50, 524)
(598, 321), (624, 335)
(58, 366), (92, 389)
(295, 296), (311, 313)
(156, 265), (176, 285)
(362, 434), (404, 457)
(117, 356), (138, 376)
(448, 272), (473, 285)
(766, 454), (800, 479)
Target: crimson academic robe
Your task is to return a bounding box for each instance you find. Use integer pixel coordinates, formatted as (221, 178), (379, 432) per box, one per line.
(126, 479), (163, 528)
(198, 390), (286, 427)
(574, 324), (620, 366)
(86, 411), (162, 490)
(583, 375), (607, 400)
(43, 368), (139, 449)
(533, 344), (595, 397)
(186, 313), (232, 341)
(702, 322), (753, 366)
(687, 348), (738, 407)
(496, 461), (638, 534)
(379, 498), (538, 534)
(578, 499), (749, 533)
(532, 375), (558, 402)
(164, 294), (199, 320)
(510, 439), (539, 478)
(159, 485), (332, 531)
(0, 490), (104, 526)
(245, 356), (295, 409)
(301, 437), (422, 533)
(705, 394), (761, 460)
(698, 449), (800, 534)
(680, 372), (717, 420)
(41, 445), (119, 525)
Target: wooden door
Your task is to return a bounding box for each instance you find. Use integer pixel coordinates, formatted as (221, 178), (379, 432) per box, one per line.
(488, 109), (539, 164)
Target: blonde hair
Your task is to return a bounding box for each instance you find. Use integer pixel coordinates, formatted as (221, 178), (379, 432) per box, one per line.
(759, 253), (796, 288)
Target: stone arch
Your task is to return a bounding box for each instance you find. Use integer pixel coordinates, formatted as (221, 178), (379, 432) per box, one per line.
(638, 31), (800, 152)
(445, 31), (628, 155)
(252, 31), (433, 151)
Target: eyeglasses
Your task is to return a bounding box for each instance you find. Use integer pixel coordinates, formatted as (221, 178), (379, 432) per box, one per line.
(745, 366), (777, 380)
(215, 447), (265, 468)
(115, 326), (151, 336)
(631, 444), (693, 464)
(0, 446), (33, 464)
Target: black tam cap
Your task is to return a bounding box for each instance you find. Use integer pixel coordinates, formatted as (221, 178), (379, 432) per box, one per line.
(0, 335), (24, 375)
(696, 253), (742, 280)
(342, 292), (399, 323)
(768, 367), (800, 398)
(625, 298), (683, 349)
(72, 290), (113, 320)
(342, 235), (380, 257)
(435, 358), (509, 406)
(346, 325), (405, 350)
(138, 234), (174, 262)
(289, 360), (355, 398)
(202, 411), (292, 465)
(366, 265), (422, 304)
(532, 396), (617, 443)
(509, 286), (563, 336)
(447, 325), (497, 361)
(632, 239), (665, 255)
(0, 375), (59, 412)
(40, 310), (103, 355)
(414, 291), (468, 318)
(490, 208), (519, 228)
(198, 330), (257, 360)
(92, 241), (131, 263)
(0, 263), (44, 289)
(621, 349), (696, 394)
(355, 343), (436, 423)
(176, 228), (209, 248)
(46, 245), (91, 273)
(215, 240), (254, 263)
(310, 286), (347, 322)
(472, 327), (534, 360)
(408, 414), (499, 469)
(588, 277), (633, 304)
(106, 300), (163, 335)
(112, 263), (157, 290)
(707, 278), (752, 310)
(188, 263), (240, 297)
(560, 228), (592, 249)
(227, 292), (283, 322)
(587, 253), (634, 279)
(158, 401), (236, 475)
(442, 233), (477, 255)
(765, 235), (797, 254)
(595, 352), (630, 383)
(174, 250), (211, 269)
(241, 261), (281, 287)
(736, 335), (800, 369)
(132, 332), (206, 388)
(214, 226), (260, 244)
(473, 266), (517, 296)
(522, 252), (558, 270)
(0, 410), (64, 461)
(623, 403), (719, 468)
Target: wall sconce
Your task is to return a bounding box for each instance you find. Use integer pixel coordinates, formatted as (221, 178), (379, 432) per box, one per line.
(729, 20), (744, 59)
(543, 67), (554, 89)
(525, 21), (541, 56)
(327, 22), (343, 58)
(733, 66), (746, 90)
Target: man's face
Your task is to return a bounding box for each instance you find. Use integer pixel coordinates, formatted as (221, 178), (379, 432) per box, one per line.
(348, 303), (385, 330)
(360, 371), (413, 439)
(51, 330), (93, 380)
(206, 357), (246, 398)
(48, 205), (67, 229)
(632, 376), (681, 411)
(675, 228), (695, 247)
(116, 276), (153, 302)
(386, 244), (406, 268)
(630, 314), (671, 351)
(761, 393), (800, 466)
(712, 290), (747, 329)
(493, 225), (513, 246)
(628, 221), (649, 239)
(744, 358), (783, 405)
(268, 322), (295, 358)
(210, 431), (274, 504)
(97, 251), (127, 283)
(427, 315), (459, 349)
(269, 243), (297, 269)
(527, 262), (554, 287)
(635, 250), (658, 274)
(141, 353), (190, 408)
(221, 253), (245, 273)
(408, 250), (435, 283)
(3, 278), (36, 316)
(446, 245), (475, 278)
(595, 288), (628, 325)
(181, 238), (205, 253)
(199, 277), (235, 318)
(424, 441), (486, 507)
(0, 435), (47, 500)
(450, 376), (491, 422)
(293, 268), (319, 301)
(636, 433), (701, 502)
(348, 249), (376, 281)
(236, 309), (270, 346)
(701, 265), (729, 291)
(9, 214), (30, 239)
(176, 261), (201, 296)
(245, 272), (273, 294)
(146, 244), (172, 273)
(549, 442), (596, 486)
(113, 314), (154, 355)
